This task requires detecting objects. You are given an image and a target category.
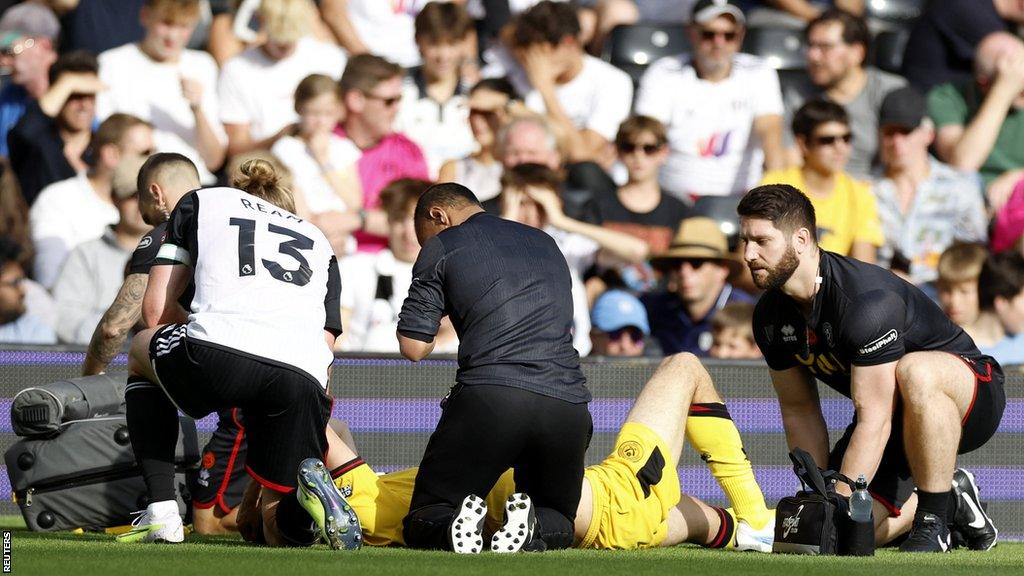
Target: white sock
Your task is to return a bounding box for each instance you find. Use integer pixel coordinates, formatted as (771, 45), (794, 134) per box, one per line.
(147, 500), (180, 518)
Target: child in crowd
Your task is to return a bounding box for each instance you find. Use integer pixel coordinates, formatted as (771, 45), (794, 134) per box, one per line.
(709, 302), (761, 360)
(272, 73), (363, 256)
(977, 251), (1024, 366)
(936, 243), (1004, 349)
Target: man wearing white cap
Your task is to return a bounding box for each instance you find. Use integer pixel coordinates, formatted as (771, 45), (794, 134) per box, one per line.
(635, 0), (785, 199)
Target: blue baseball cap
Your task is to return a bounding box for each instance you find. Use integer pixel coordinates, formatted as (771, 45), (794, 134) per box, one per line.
(592, 290), (650, 336)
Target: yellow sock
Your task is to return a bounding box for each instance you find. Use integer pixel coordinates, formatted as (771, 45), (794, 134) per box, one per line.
(686, 403), (771, 530)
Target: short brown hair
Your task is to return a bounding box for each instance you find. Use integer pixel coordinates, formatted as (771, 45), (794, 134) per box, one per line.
(339, 53), (404, 95)
(380, 178), (432, 222)
(978, 251), (1024, 310)
(91, 113), (151, 159)
(144, 0), (200, 19)
(936, 242), (989, 286)
(415, 1), (473, 44)
(615, 115), (667, 150)
(738, 184), (818, 241)
(232, 158), (296, 214)
(712, 301), (755, 338)
(500, 163), (562, 194)
(512, 0), (580, 48)
(294, 73), (341, 113)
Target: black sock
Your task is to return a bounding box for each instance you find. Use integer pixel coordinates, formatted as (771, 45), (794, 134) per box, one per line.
(917, 490), (952, 524)
(707, 506), (736, 548)
(125, 377), (179, 503)
(275, 493), (318, 546)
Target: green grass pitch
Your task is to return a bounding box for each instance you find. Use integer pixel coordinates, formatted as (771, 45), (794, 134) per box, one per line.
(9, 527), (1024, 576)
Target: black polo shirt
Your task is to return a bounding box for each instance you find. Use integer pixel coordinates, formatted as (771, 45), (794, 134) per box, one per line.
(753, 250), (982, 398)
(398, 211), (590, 403)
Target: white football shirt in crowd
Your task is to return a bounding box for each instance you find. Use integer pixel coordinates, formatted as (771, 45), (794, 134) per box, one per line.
(29, 173), (119, 289)
(485, 52), (634, 141)
(635, 52), (784, 197)
(345, 0), (426, 68)
(97, 43), (226, 184)
(219, 37), (347, 140)
(271, 134), (361, 215)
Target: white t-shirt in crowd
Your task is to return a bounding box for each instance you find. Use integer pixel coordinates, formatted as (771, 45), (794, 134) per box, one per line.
(219, 37), (347, 141)
(97, 44), (226, 184)
(395, 72), (476, 177)
(544, 225), (597, 357)
(635, 53), (784, 197)
(29, 173), (119, 289)
(346, 0), (426, 68)
(484, 52), (633, 141)
(271, 134), (361, 215)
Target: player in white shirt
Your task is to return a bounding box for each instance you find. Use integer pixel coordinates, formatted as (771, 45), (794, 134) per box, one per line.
(97, 0), (226, 184)
(482, 1), (632, 166)
(219, 0), (348, 158)
(118, 156), (360, 550)
(634, 0), (785, 198)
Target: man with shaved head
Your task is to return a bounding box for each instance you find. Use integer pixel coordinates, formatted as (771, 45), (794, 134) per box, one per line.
(928, 32), (1024, 212)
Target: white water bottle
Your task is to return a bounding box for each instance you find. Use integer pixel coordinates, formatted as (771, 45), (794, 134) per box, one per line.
(849, 475), (872, 523)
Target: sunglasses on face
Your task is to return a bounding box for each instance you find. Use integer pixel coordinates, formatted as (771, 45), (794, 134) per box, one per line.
(608, 326), (644, 343)
(618, 142), (663, 155)
(699, 29), (738, 42)
(679, 258), (712, 270)
(1, 37), (34, 58)
(812, 132), (853, 146)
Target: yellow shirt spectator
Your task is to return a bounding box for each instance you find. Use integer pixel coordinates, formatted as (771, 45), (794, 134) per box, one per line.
(761, 167), (883, 257)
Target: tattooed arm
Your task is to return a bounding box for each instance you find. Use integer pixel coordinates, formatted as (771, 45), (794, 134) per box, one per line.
(81, 273), (148, 376)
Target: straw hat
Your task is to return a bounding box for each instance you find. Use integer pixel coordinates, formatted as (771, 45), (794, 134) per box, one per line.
(650, 216), (743, 274)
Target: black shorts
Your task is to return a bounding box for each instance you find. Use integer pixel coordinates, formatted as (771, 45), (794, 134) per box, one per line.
(829, 354), (1006, 516)
(150, 323), (332, 493)
(192, 408), (248, 514)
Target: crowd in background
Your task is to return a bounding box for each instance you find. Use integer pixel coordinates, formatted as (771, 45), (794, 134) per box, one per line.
(0, 0), (1022, 368)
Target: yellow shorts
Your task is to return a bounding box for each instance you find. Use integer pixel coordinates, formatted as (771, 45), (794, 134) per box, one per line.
(579, 422), (680, 549)
(333, 459), (517, 546)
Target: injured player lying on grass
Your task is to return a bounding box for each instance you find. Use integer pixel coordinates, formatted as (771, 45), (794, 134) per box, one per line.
(236, 353), (776, 552)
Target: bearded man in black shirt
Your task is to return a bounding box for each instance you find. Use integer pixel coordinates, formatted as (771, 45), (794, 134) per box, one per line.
(737, 184), (1005, 553)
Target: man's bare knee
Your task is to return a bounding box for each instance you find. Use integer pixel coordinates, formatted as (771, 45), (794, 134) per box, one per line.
(895, 354), (937, 405)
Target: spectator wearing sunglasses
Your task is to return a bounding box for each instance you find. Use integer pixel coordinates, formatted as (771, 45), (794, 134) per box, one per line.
(635, 0), (785, 199)
(29, 114), (154, 290)
(589, 289), (656, 358)
(873, 87), (987, 289)
(0, 3), (60, 160)
(592, 115), (689, 293)
(760, 99), (882, 262)
(643, 216), (753, 357)
(337, 54), (429, 255)
(782, 9), (907, 180)
(8, 50), (100, 206)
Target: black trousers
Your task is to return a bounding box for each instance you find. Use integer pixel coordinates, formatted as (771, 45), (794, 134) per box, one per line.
(403, 384), (592, 550)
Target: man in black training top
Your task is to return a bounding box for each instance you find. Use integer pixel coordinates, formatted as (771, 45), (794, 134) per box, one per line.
(738, 184), (1005, 553)
(397, 182), (592, 554)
